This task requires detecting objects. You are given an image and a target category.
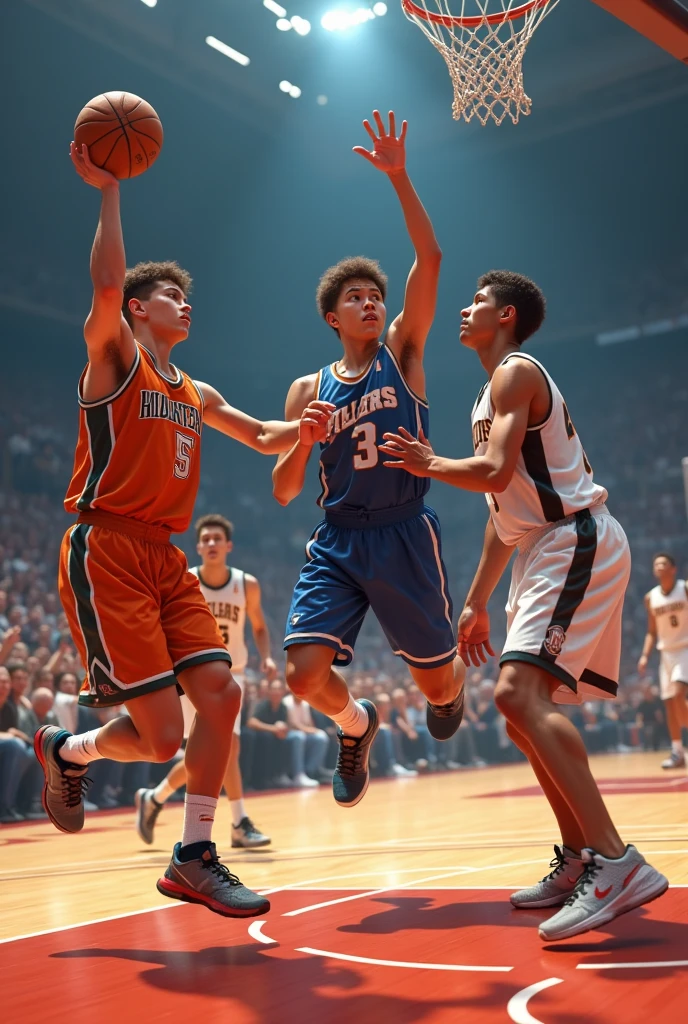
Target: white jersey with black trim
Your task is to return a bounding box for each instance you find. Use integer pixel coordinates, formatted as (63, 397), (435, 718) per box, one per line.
(471, 352), (607, 546)
(649, 579), (688, 652)
(190, 566), (248, 671)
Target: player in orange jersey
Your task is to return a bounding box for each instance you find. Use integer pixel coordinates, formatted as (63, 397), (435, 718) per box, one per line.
(34, 143), (332, 918)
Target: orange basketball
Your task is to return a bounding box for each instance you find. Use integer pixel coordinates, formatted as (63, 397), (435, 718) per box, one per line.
(74, 92), (163, 180)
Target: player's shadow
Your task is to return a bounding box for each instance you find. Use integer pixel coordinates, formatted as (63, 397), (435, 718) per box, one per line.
(338, 895), (538, 934)
(51, 944), (520, 1022)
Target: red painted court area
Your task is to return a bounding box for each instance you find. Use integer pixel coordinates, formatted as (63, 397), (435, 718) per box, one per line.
(4, 887), (687, 1024)
(478, 777), (688, 798)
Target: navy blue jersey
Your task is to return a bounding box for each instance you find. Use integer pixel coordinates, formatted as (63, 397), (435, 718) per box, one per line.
(316, 343), (429, 515)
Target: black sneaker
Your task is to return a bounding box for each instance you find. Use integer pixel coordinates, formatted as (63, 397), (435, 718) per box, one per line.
(426, 686), (465, 741)
(332, 698), (379, 808)
(232, 816), (271, 849)
(34, 726), (91, 834)
(157, 842), (270, 918)
(135, 788), (163, 845)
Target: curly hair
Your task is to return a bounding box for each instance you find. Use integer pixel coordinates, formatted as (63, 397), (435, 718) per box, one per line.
(122, 260), (192, 328)
(195, 514), (233, 542)
(316, 256), (388, 329)
(477, 270), (546, 345)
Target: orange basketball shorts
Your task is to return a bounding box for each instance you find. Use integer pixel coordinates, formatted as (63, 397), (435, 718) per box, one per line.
(59, 511), (230, 708)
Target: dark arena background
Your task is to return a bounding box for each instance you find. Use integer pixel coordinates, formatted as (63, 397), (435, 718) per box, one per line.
(2, 3), (687, 1022)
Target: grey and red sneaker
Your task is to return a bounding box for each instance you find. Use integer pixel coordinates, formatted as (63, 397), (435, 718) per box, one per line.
(34, 726), (90, 834)
(135, 788), (163, 846)
(332, 699), (379, 808)
(231, 816), (271, 849)
(157, 842), (270, 918)
(510, 845), (584, 909)
(538, 844), (668, 941)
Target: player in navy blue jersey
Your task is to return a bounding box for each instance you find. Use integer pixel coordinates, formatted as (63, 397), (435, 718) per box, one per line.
(273, 111), (465, 808)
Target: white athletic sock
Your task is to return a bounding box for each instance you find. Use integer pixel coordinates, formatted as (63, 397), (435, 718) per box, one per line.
(181, 794), (218, 848)
(230, 798), (246, 827)
(153, 777), (176, 805)
(59, 730), (105, 766)
(331, 695), (369, 738)
(671, 739), (684, 755)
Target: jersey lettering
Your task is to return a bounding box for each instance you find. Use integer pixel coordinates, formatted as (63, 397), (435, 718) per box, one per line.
(139, 390), (202, 436)
(174, 431), (195, 479)
(352, 422), (378, 470)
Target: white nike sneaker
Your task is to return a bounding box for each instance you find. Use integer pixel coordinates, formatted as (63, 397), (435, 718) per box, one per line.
(661, 750), (686, 769)
(510, 845), (584, 909)
(294, 772), (319, 788)
(538, 845), (669, 941)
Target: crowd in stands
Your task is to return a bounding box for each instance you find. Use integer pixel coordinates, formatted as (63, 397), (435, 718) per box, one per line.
(0, 323), (686, 822)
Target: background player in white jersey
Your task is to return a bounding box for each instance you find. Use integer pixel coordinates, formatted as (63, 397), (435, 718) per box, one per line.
(380, 270), (667, 941)
(638, 553), (688, 770)
(135, 515), (277, 848)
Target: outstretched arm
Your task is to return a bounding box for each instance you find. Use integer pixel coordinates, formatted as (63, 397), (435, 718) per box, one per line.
(457, 517), (515, 667)
(197, 380), (332, 455)
(245, 575), (277, 681)
(637, 596), (657, 676)
(354, 110), (441, 397)
(379, 358), (540, 493)
(272, 376), (334, 505)
(71, 144), (136, 401)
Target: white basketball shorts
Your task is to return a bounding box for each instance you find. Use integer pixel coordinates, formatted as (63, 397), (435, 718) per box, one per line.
(501, 506), (631, 705)
(659, 649), (688, 700)
(180, 670), (245, 740)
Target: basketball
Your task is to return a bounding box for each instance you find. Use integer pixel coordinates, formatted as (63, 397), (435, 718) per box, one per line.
(74, 92), (163, 179)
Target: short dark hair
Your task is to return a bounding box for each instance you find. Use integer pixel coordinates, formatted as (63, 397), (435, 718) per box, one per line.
(6, 661), (27, 678)
(195, 514), (233, 542)
(316, 257), (388, 328)
(478, 270), (546, 345)
(123, 261), (193, 328)
(653, 552), (676, 566)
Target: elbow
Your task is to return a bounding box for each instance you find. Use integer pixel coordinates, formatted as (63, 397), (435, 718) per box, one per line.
(487, 467), (511, 493)
(92, 283), (123, 301)
(272, 477), (292, 506)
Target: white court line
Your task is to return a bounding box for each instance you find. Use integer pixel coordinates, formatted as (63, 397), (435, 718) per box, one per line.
(577, 960), (688, 970)
(295, 946), (512, 972)
(247, 920), (277, 945)
(507, 978), (563, 1024)
(282, 858), (556, 917)
(0, 901), (180, 946)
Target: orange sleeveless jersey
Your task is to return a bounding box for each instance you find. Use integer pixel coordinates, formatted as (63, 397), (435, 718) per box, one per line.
(64, 344), (203, 534)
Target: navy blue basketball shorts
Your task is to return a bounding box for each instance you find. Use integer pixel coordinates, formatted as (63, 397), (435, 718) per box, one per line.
(284, 503), (457, 670)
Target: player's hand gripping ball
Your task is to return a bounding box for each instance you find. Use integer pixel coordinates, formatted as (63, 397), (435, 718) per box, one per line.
(74, 92), (163, 180)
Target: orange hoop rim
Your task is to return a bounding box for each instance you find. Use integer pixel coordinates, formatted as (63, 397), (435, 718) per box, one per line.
(402, 0), (551, 29)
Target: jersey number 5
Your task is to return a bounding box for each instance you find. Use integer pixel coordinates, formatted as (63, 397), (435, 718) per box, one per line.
(174, 431), (196, 480)
(352, 422), (378, 470)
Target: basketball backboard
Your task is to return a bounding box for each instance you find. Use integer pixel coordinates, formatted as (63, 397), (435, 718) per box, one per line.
(590, 0), (688, 62)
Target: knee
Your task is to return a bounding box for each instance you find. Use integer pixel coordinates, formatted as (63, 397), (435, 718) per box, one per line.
(146, 729), (184, 763)
(285, 648), (331, 699)
(494, 677), (529, 723)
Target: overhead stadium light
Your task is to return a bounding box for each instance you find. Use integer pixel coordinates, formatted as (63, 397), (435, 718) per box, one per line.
(321, 7), (384, 31)
(263, 0), (287, 15)
(205, 36), (251, 66)
(276, 17), (292, 29)
(291, 15), (312, 34)
(140, 0), (157, 7)
(279, 80), (302, 98)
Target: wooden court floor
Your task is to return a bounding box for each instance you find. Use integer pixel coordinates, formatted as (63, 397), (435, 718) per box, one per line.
(2, 751), (687, 1023)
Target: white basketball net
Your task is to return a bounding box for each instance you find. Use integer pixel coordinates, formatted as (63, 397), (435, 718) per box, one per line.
(401, 0), (560, 126)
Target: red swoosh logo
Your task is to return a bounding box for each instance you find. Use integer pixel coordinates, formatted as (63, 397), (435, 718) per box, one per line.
(623, 863), (642, 889)
(595, 884), (612, 899)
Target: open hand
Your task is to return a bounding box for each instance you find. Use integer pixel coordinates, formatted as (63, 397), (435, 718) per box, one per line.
(262, 657), (278, 682)
(353, 110), (407, 176)
(299, 400), (335, 447)
(70, 142), (119, 190)
(457, 604), (495, 668)
(379, 426), (434, 476)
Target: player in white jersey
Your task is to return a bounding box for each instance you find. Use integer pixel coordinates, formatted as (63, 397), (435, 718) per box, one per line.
(638, 553), (688, 769)
(380, 270), (667, 941)
(135, 515), (277, 848)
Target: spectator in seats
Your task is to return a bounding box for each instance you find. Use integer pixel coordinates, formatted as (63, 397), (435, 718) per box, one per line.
(473, 680), (501, 763)
(636, 684), (666, 751)
(0, 591), (9, 633)
(0, 625), (22, 666)
(246, 679), (291, 789)
(390, 688), (430, 770)
(283, 692), (329, 786)
(372, 692), (417, 778)
(0, 665), (35, 822)
(7, 662), (31, 714)
(406, 687), (438, 768)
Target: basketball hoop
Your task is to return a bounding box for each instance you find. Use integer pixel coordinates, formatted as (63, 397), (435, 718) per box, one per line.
(401, 1), (560, 126)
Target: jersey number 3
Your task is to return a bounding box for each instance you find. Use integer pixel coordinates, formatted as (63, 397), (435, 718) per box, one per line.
(174, 431), (196, 479)
(352, 422), (378, 470)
